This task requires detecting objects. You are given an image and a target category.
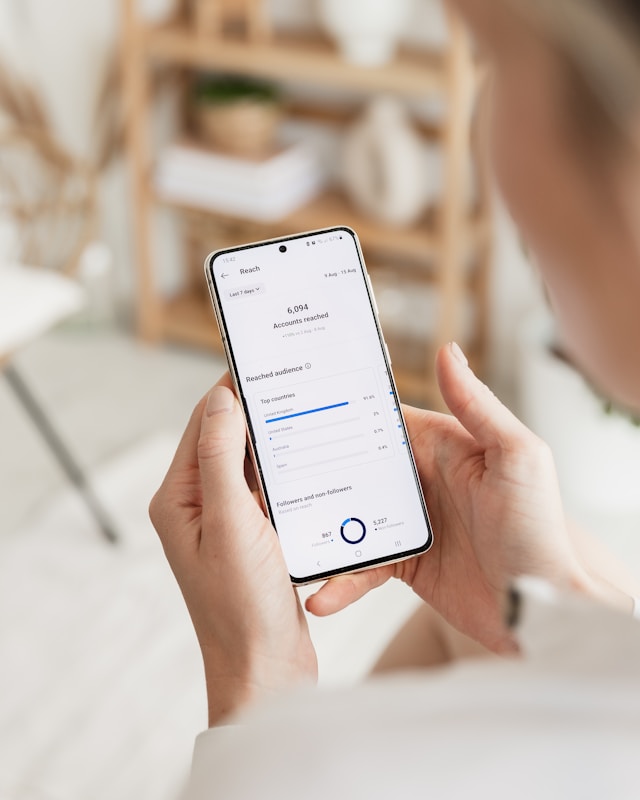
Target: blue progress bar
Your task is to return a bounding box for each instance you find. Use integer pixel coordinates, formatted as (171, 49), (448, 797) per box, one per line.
(266, 401), (349, 424)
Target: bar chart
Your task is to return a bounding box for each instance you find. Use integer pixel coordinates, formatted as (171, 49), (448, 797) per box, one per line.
(257, 368), (395, 484)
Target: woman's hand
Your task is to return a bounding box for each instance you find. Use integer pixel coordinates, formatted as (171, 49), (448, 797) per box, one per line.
(149, 377), (317, 726)
(306, 343), (589, 653)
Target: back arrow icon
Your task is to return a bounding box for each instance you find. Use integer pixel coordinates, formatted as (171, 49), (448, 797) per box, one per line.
(221, 272), (229, 279)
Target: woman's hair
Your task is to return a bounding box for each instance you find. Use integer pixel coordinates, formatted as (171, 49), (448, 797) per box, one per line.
(504, 0), (640, 150)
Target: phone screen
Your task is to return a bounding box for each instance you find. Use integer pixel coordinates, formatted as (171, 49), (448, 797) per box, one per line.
(206, 227), (433, 583)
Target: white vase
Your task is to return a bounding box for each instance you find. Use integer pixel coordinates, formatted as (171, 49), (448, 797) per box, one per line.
(341, 97), (434, 227)
(318, 0), (414, 66)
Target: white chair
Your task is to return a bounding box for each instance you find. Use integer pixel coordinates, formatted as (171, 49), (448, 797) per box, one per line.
(0, 127), (117, 542)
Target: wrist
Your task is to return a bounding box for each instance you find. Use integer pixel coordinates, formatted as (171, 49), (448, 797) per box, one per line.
(204, 671), (266, 728)
(202, 646), (317, 727)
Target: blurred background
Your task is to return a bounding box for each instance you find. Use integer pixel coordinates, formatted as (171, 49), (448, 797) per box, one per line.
(0, 1), (638, 798)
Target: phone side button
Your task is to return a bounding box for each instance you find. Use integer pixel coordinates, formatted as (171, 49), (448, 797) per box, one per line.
(384, 340), (392, 365)
(365, 272), (380, 317)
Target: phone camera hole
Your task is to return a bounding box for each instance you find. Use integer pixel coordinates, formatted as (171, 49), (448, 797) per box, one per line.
(279, 245), (287, 253)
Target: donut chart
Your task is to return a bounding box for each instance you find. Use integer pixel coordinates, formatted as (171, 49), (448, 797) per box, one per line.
(340, 517), (367, 545)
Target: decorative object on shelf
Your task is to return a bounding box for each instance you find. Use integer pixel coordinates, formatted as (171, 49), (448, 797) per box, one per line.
(193, 75), (282, 158)
(318, 0), (414, 66)
(341, 97), (433, 227)
(372, 267), (474, 344)
(155, 139), (326, 222)
(191, 0), (271, 41)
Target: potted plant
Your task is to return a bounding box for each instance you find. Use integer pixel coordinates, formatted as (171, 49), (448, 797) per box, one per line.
(192, 75), (282, 157)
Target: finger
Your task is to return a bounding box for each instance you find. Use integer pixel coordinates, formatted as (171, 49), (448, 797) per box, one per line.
(149, 394), (208, 560)
(402, 404), (459, 441)
(305, 566), (394, 616)
(215, 372), (260, 495)
(401, 404), (434, 438)
(155, 372), (235, 482)
(214, 372), (260, 493)
(164, 395), (207, 477)
(215, 371), (234, 391)
(436, 343), (533, 452)
(198, 385), (255, 531)
(150, 393), (207, 518)
(401, 403), (467, 473)
(160, 372), (234, 478)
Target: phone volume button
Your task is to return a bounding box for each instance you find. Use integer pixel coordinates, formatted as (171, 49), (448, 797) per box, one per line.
(384, 340), (392, 365)
(365, 272), (380, 317)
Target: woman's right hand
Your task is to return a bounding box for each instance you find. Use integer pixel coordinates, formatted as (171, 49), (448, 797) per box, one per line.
(307, 343), (625, 653)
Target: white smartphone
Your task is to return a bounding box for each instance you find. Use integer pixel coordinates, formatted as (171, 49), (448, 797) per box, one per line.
(204, 226), (433, 584)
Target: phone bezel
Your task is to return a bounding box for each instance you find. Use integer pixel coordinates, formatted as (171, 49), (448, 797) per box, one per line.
(204, 225), (433, 584)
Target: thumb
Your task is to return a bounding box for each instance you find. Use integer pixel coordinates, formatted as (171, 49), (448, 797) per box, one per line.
(198, 385), (253, 525)
(436, 343), (530, 451)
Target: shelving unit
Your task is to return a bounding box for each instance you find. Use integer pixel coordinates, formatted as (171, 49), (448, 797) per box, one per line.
(121, 1), (492, 406)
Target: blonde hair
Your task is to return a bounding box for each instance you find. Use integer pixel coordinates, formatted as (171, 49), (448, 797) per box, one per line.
(503, 0), (640, 145)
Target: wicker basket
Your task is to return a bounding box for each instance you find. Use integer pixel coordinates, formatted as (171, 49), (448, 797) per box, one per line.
(195, 100), (281, 157)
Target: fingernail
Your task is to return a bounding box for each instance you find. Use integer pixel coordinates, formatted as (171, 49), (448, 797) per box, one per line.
(450, 341), (469, 367)
(206, 386), (234, 416)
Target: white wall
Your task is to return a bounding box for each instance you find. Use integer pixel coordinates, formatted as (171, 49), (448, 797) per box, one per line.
(0, 0), (542, 403)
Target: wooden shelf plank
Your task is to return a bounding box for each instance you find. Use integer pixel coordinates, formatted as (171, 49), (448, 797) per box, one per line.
(273, 192), (444, 261)
(286, 100), (444, 141)
(143, 22), (445, 95)
(163, 292), (222, 351)
(154, 187), (489, 266)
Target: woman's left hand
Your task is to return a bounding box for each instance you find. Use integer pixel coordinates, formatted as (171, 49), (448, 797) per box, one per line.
(150, 376), (317, 726)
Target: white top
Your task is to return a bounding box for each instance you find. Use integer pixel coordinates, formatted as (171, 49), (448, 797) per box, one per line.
(187, 579), (640, 800)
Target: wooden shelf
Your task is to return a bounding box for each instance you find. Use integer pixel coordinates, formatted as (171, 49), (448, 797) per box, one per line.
(121, 0), (493, 407)
(143, 21), (446, 96)
(155, 188), (490, 268)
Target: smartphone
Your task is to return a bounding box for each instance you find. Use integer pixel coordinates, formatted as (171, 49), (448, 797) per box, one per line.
(204, 226), (433, 584)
